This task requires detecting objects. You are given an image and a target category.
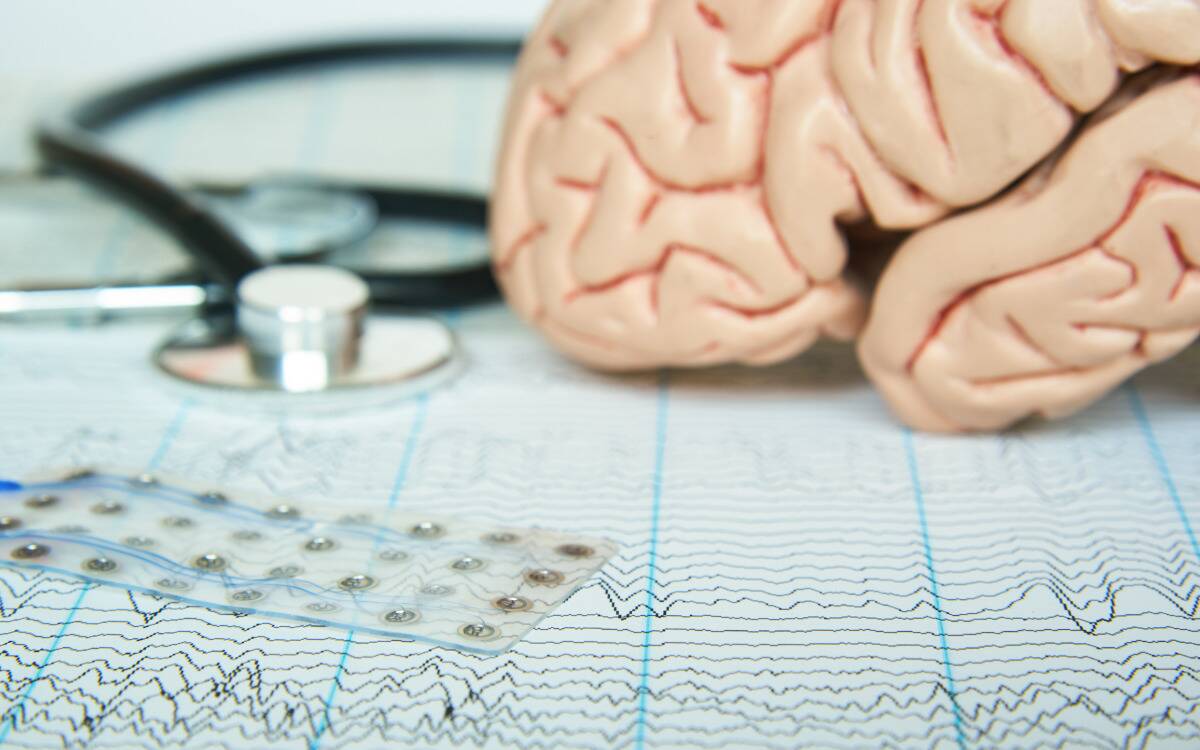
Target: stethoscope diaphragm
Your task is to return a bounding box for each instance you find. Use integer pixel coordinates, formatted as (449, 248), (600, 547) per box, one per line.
(153, 264), (461, 411)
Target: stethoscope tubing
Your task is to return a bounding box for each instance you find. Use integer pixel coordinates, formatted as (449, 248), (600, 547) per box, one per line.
(34, 37), (523, 309)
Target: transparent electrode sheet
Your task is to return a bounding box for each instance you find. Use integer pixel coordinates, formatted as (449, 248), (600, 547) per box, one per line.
(0, 470), (616, 654)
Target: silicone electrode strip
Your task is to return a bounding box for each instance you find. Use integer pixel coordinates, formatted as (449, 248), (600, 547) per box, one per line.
(0, 470), (616, 654)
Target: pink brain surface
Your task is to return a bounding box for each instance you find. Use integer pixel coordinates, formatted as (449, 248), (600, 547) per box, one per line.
(490, 0), (1200, 430)
(860, 72), (1200, 432)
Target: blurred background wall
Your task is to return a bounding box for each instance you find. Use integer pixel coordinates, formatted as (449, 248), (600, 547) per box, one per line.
(0, 1), (545, 81)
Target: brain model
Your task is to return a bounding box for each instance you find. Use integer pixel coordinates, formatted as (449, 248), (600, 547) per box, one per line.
(490, 0), (1200, 432)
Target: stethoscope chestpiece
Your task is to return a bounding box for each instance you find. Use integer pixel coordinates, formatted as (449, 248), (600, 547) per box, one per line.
(154, 265), (460, 410)
(237, 265), (369, 392)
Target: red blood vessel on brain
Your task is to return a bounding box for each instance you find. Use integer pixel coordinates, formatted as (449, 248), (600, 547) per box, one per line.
(490, 0), (1200, 432)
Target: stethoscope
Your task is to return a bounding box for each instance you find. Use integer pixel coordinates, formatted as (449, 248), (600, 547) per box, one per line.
(1, 38), (521, 403)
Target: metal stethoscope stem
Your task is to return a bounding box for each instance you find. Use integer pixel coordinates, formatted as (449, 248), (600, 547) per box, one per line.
(0, 283), (213, 323)
(0, 178), (380, 323)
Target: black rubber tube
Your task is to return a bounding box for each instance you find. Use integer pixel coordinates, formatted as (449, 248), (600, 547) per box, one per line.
(35, 37), (521, 308)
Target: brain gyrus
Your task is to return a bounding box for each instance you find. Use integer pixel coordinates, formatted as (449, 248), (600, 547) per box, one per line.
(490, 0), (1200, 430)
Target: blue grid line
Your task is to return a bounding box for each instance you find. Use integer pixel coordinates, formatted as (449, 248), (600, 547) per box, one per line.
(387, 395), (431, 511)
(90, 101), (187, 283)
(1127, 384), (1200, 565)
(309, 629), (356, 750)
(0, 396), (192, 745)
(147, 400), (193, 472)
(903, 429), (967, 749)
(309, 395), (430, 749)
(0, 583), (91, 745)
(634, 372), (671, 750)
(309, 59), (466, 746)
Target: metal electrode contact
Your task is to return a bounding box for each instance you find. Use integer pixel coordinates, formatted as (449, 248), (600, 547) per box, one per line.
(0, 469), (617, 654)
